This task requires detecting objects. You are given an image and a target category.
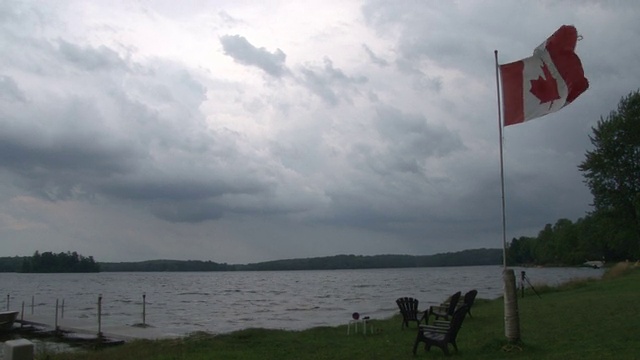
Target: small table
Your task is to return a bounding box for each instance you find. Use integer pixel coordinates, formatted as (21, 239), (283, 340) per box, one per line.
(347, 316), (373, 335)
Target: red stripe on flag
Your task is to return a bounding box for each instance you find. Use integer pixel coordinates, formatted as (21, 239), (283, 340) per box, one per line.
(542, 25), (578, 54)
(551, 51), (589, 104)
(499, 60), (525, 126)
(544, 26), (589, 105)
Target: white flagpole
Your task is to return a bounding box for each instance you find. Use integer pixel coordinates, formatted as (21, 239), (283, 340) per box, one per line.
(495, 49), (521, 343)
(494, 50), (507, 268)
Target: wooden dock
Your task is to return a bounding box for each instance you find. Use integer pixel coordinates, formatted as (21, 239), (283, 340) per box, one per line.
(14, 314), (181, 342)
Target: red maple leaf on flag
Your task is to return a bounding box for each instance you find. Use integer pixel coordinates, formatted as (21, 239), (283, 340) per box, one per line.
(529, 62), (560, 106)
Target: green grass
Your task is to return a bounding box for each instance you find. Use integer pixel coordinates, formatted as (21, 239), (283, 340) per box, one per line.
(41, 264), (640, 360)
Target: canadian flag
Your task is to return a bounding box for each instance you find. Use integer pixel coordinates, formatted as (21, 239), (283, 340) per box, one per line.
(500, 25), (589, 126)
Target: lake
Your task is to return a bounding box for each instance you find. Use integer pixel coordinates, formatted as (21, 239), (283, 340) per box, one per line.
(0, 266), (603, 337)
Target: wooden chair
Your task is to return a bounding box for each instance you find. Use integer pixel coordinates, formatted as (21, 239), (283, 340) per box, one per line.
(413, 305), (469, 356)
(428, 291), (461, 321)
(395, 297), (426, 329)
(461, 289), (478, 318)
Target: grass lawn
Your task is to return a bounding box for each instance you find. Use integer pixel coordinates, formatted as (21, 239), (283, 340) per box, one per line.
(39, 263), (639, 359)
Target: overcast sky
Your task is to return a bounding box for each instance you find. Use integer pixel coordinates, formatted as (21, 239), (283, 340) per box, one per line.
(1, 1), (638, 264)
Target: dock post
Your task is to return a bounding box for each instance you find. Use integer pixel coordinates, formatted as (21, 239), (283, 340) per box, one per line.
(21, 301), (24, 327)
(97, 294), (103, 338)
(520, 271), (525, 298)
(142, 293), (146, 327)
(31, 295), (34, 315)
(55, 299), (59, 331)
(6, 293), (9, 310)
(61, 299), (65, 319)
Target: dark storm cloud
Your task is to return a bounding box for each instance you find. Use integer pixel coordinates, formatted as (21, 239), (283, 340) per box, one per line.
(0, 84), (141, 201)
(0, 135), (134, 201)
(102, 180), (228, 201)
(0, 132), (133, 177)
(298, 58), (368, 105)
(371, 106), (464, 167)
(317, 105), (467, 235)
(0, 25), (285, 222)
(0, 82), (282, 221)
(99, 172), (268, 203)
(220, 35), (288, 77)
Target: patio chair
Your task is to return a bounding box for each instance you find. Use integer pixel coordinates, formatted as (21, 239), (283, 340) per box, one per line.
(460, 289), (478, 318)
(395, 297), (426, 329)
(413, 305), (469, 356)
(428, 291), (461, 321)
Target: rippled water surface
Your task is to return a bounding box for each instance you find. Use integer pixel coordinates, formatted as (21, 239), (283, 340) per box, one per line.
(0, 266), (603, 336)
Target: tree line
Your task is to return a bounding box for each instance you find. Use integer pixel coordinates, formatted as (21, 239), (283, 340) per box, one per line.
(19, 251), (100, 273)
(0, 248), (502, 273)
(507, 213), (635, 266)
(100, 248), (501, 271)
(233, 248), (502, 271)
(99, 259), (233, 272)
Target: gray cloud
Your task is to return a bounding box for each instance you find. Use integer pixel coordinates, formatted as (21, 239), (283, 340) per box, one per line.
(220, 35), (288, 77)
(298, 58), (368, 105)
(0, 130), (134, 200)
(150, 201), (225, 223)
(362, 44), (389, 67)
(363, 1), (499, 66)
(373, 106), (463, 159)
(57, 40), (128, 71)
(0, 26), (284, 222)
(395, 58), (443, 93)
(0, 75), (26, 102)
(0, 93), (138, 201)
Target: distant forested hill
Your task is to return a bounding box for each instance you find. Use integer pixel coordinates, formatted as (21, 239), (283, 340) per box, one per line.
(99, 259), (234, 272)
(99, 248), (501, 272)
(2, 248), (502, 273)
(236, 248), (502, 271)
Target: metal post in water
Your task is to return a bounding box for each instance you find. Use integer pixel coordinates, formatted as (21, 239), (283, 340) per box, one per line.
(97, 294), (102, 337)
(31, 295), (34, 314)
(55, 298), (59, 331)
(61, 299), (65, 319)
(142, 293), (146, 327)
(6, 293), (9, 310)
(521, 271), (526, 298)
(21, 302), (24, 326)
